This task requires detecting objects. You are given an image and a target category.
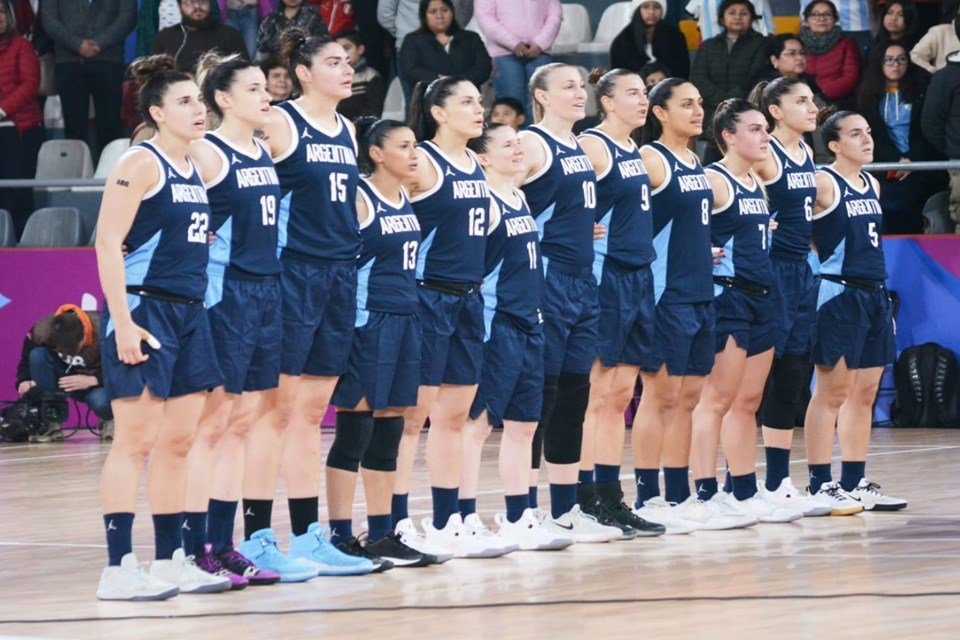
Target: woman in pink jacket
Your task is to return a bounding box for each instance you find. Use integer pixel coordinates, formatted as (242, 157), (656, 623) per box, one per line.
(474, 0), (561, 120)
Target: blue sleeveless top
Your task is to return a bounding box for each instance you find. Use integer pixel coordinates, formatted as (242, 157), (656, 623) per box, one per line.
(813, 167), (887, 281)
(764, 137), (817, 263)
(707, 162), (773, 288)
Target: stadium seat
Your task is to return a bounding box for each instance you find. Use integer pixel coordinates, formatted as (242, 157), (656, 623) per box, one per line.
(922, 190), (955, 234)
(19, 207), (84, 247)
(72, 138), (131, 193)
(577, 2), (632, 53)
(0, 209), (15, 247)
(773, 15), (801, 35)
(678, 18), (700, 50)
(553, 4), (592, 55)
(88, 222), (98, 246)
(382, 76), (406, 122)
(43, 95), (64, 131)
(35, 140), (94, 192)
(466, 15), (486, 44)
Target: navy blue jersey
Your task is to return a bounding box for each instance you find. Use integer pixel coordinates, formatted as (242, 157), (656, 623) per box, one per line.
(123, 141), (211, 300)
(410, 141), (489, 283)
(582, 128), (654, 272)
(644, 141), (714, 303)
(483, 187), (544, 334)
(708, 163), (773, 287)
(521, 125), (596, 270)
(273, 101), (360, 262)
(814, 167), (887, 281)
(203, 132), (282, 277)
(764, 137), (817, 262)
(356, 178), (422, 321)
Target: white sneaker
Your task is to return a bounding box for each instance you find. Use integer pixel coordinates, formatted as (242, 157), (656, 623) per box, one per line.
(495, 510), (573, 551)
(462, 513), (520, 555)
(632, 497), (697, 535)
(149, 548), (232, 594)
(846, 478), (907, 511)
(807, 481), (864, 516)
(421, 514), (507, 559)
(97, 553), (179, 601)
(708, 493), (760, 527)
(727, 492), (802, 523)
(673, 496), (750, 531)
(394, 517), (453, 564)
(762, 478), (831, 517)
(542, 504), (622, 543)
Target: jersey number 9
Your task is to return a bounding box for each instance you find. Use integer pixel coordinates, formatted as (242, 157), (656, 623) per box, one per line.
(187, 212), (209, 244)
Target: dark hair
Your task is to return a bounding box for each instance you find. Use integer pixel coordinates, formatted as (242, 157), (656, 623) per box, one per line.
(712, 98), (762, 152)
(407, 75), (471, 140)
(333, 29), (364, 47)
(803, 0), (839, 21)
(195, 52), (257, 119)
(415, 0), (460, 36)
(49, 313), (85, 356)
(588, 67), (641, 120)
(943, 0), (960, 22)
(466, 123), (510, 155)
(817, 107), (858, 148)
(259, 55), (285, 75)
(718, 0), (759, 27)
(855, 42), (927, 116)
(354, 116), (409, 175)
(874, 0), (919, 46)
(765, 33), (803, 60)
(491, 96), (524, 116)
(639, 61), (672, 81)
(278, 25), (336, 94)
(129, 55), (194, 128)
(0, 1), (16, 37)
(748, 76), (806, 130)
(643, 77), (691, 141)
(529, 62), (572, 123)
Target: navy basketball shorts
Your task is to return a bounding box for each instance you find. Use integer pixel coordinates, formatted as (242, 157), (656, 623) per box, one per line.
(810, 280), (896, 369)
(771, 259), (816, 357)
(596, 263), (655, 368)
(470, 314), (545, 425)
(542, 263), (599, 377)
(102, 295), (224, 400)
(206, 272), (282, 395)
(713, 287), (779, 357)
(417, 286), (484, 386)
(640, 300), (716, 377)
(331, 311), (421, 410)
(279, 257), (357, 378)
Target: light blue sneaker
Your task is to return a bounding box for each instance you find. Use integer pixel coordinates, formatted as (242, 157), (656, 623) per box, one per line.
(238, 528), (318, 583)
(288, 523), (376, 576)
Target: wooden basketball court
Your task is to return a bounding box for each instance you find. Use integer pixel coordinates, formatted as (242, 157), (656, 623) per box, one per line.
(2, 427), (959, 639)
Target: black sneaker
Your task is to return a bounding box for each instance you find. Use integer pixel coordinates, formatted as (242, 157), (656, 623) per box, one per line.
(597, 498), (666, 537)
(580, 500), (639, 540)
(334, 536), (394, 573)
(365, 533), (430, 568)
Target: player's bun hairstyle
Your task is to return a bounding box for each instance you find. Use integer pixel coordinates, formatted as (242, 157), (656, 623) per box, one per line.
(354, 116), (409, 175)
(278, 25), (336, 94)
(407, 75), (471, 141)
(528, 62), (572, 124)
(129, 55), (194, 129)
(713, 98), (762, 152)
(195, 51), (258, 120)
(642, 77), (690, 142)
(588, 67), (640, 121)
(747, 76), (805, 131)
(466, 122), (509, 155)
(817, 106), (858, 149)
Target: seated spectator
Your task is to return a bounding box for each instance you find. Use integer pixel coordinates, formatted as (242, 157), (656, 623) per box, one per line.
(868, 0), (921, 55)
(336, 29), (386, 120)
(921, 50), (960, 227)
(15, 305), (113, 442)
(0, 1), (43, 238)
(610, 1), (689, 79)
(257, 0), (328, 60)
(474, 0), (560, 120)
(799, 0), (861, 107)
(260, 55), (293, 104)
(639, 60), (671, 88)
(910, 0), (960, 73)
(489, 96), (525, 130)
(755, 34), (824, 101)
(799, 0), (872, 47)
(686, 0), (774, 39)
(399, 0), (491, 95)
(154, 0), (247, 72)
(857, 43), (945, 233)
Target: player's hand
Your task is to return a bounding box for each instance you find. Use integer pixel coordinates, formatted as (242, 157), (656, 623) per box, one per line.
(593, 223), (606, 241)
(711, 246), (726, 265)
(768, 219), (779, 231)
(115, 322), (160, 365)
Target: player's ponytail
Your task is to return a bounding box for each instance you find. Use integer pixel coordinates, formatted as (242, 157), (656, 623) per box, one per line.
(590, 68), (640, 121)
(355, 116), (409, 175)
(129, 55), (193, 129)
(407, 75), (469, 141)
(642, 77), (688, 143)
(195, 51), (256, 120)
(278, 25), (335, 95)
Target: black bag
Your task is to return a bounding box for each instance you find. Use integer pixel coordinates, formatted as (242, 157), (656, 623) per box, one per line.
(0, 388), (69, 442)
(891, 342), (960, 428)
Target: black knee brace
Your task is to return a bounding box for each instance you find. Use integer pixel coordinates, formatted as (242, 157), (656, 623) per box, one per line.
(326, 411), (374, 472)
(533, 377), (558, 469)
(361, 416), (404, 472)
(760, 354), (809, 429)
(544, 371), (590, 465)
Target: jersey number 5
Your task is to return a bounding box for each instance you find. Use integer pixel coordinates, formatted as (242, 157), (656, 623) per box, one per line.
(187, 212), (209, 244)
(868, 221), (879, 248)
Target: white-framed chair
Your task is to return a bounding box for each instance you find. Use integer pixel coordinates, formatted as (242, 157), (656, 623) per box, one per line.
(381, 76), (406, 122)
(577, 2), (633, 54)
(553, 4), (593, 55)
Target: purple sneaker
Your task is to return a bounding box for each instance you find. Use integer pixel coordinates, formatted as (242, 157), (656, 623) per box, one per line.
(196, 551), (248, 590)
(216, 543), (281, 586)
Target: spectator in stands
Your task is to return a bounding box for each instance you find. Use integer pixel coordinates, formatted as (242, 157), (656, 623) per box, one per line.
(857, 43), (945, 233)
(639, 60), (671, 88)
(755, 34), (824, 101)
(921, 51), (960, 226)
(474, 0), (560, 120)
(257, 0), (328, 59)
(137, 0), (225, 58)
(0, 0), (43, 238)
(799, 0), (872, 47)
(42, 0), (134, 148)
(690, 0), (768, 160)
(686, 0), (774, 39)
(15, 305), (113, 442)
(154, 0), (248, 72)
(869, 0), (921, 55)
(610, 1), (689, 80)
(489, 95), (524, 129)
(260, 55), (293, 104)
(798, 0), (861, 107)
(910, 0), (960, 73)
(336, 29), (386, 120)
(224, 1), (265, 60)
(399, 0), (491, 95)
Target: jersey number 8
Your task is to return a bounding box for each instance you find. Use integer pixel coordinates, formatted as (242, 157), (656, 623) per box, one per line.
(701, 198), (710, 225)
(187, 211), (209, 244)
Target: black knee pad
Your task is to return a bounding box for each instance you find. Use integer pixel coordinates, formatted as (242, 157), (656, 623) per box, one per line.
(326, 411), (374, 472)
(361, 416), (404, 472)
(760, 354), (809, 429)
(544, 372), (590, 465)
(533, 376), (558, 469)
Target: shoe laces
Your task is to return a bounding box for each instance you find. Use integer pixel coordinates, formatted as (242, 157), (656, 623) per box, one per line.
(859, 480), (884, 495)
(820, 483), (848, 502)
(219, 548), (256, 571)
